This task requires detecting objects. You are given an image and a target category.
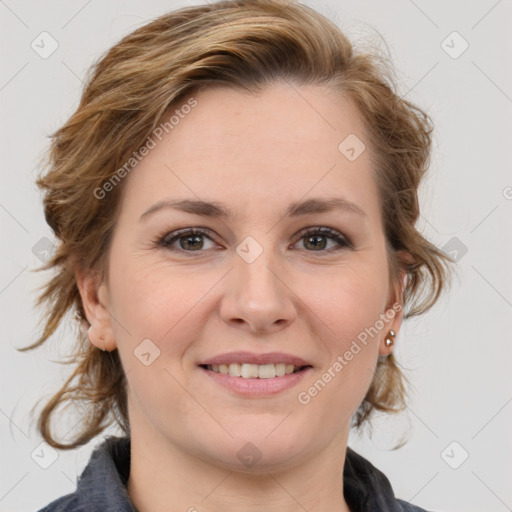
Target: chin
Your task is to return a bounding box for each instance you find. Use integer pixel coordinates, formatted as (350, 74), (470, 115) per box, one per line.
(191, 425), (314, 474)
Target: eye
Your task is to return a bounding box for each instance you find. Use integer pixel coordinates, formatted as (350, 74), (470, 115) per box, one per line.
(158, 228), (218, 254)
(293, 227), (352, 252)
(156, 226), (352, 256)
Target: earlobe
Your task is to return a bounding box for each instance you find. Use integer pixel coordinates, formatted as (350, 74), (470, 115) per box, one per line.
(87, 323), (109, 351)
(379, 329), (396, 356)
(74, 265), (117, 352)
(380, 265), (407, 357)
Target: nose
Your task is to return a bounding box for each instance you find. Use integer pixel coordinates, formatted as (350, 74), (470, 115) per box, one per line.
(219, 246), (297, 334)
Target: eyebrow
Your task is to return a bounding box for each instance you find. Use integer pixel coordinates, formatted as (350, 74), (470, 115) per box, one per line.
(139, 196), (367, 222)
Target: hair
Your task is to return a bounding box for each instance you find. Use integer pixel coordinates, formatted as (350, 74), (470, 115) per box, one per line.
(21, 0), (453, 449)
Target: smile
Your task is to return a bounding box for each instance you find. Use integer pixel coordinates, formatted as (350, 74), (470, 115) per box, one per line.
(199, 364), (313, 396)
(202, 363), (308, 378)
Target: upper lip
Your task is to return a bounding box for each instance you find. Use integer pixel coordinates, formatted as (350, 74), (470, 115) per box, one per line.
(199, 351), (312, 367)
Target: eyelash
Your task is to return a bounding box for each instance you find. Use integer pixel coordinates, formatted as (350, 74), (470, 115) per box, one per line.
(156, 226), (352, 256)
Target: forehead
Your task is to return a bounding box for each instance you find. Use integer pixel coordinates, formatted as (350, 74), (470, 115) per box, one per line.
(117, 82), (380, 226)
(164, 82), (367, 168)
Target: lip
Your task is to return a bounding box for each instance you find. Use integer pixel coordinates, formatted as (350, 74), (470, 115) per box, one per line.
(198, 351), (312, 367)
(199, 365), (313, 396)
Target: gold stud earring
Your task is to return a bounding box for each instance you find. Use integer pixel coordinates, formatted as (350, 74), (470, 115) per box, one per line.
(385, 330), (396, 347)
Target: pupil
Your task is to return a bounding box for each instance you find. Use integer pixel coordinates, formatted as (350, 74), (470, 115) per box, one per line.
(306, 235), (326, 250)
(181, 235), (203, 250)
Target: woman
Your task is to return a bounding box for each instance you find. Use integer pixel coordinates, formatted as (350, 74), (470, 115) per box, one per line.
(24, 0), (453, 510)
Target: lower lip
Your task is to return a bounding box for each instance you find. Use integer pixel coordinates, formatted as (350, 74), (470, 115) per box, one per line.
(199, 366), (313, 396)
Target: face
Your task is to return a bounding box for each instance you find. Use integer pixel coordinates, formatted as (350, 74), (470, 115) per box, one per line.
(79, 82), (404, 473)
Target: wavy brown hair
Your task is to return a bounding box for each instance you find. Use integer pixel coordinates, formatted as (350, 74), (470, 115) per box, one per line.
(21, 0), (454, 449)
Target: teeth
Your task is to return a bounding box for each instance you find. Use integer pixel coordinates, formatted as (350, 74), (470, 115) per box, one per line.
(257, 364), (275, 379)
(206, 362), (303, 378)
(228, 363), (242, 377)
(241, 364), (259, 378)
(275, 363), (286, 377)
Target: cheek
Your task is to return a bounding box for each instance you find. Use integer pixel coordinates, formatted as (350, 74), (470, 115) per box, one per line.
(304, 260), (390, 347)
(107, 256), (217, 358)
(296, 260), (389, 410)
(106, 262), (216, 421)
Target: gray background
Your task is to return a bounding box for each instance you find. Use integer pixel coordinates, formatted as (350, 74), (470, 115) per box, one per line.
(1, 1), (511, 511)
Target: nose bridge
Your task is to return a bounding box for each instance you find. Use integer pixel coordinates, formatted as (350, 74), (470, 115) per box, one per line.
(220, 235), (296, 331)
(238, 248), (280, 302)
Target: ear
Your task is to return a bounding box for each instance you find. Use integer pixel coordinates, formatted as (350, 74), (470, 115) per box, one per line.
(74, 262), (117, 352)
(379, 250), (410, 356)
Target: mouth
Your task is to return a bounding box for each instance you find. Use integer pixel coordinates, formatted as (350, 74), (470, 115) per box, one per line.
(197, 352), (313, 395)
(199, 363), (312, 379)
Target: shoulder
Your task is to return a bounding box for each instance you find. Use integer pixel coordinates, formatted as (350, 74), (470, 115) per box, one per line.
(36, 494), (82, 512)
(35, 436), (135, 512)
(344, 447), (433, 512)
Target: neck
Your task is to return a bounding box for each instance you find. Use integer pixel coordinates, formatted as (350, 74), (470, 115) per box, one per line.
(126, 425), (353, 512)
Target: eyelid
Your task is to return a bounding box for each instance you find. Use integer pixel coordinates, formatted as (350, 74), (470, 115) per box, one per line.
(159, 227), (219, 248)
(293, 226), (352, 249)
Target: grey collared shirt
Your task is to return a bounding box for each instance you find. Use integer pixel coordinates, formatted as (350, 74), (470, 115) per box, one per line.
(37, 436), (430, 512)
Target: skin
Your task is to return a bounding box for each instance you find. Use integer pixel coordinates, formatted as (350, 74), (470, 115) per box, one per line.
(77, 82), (406, 512)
